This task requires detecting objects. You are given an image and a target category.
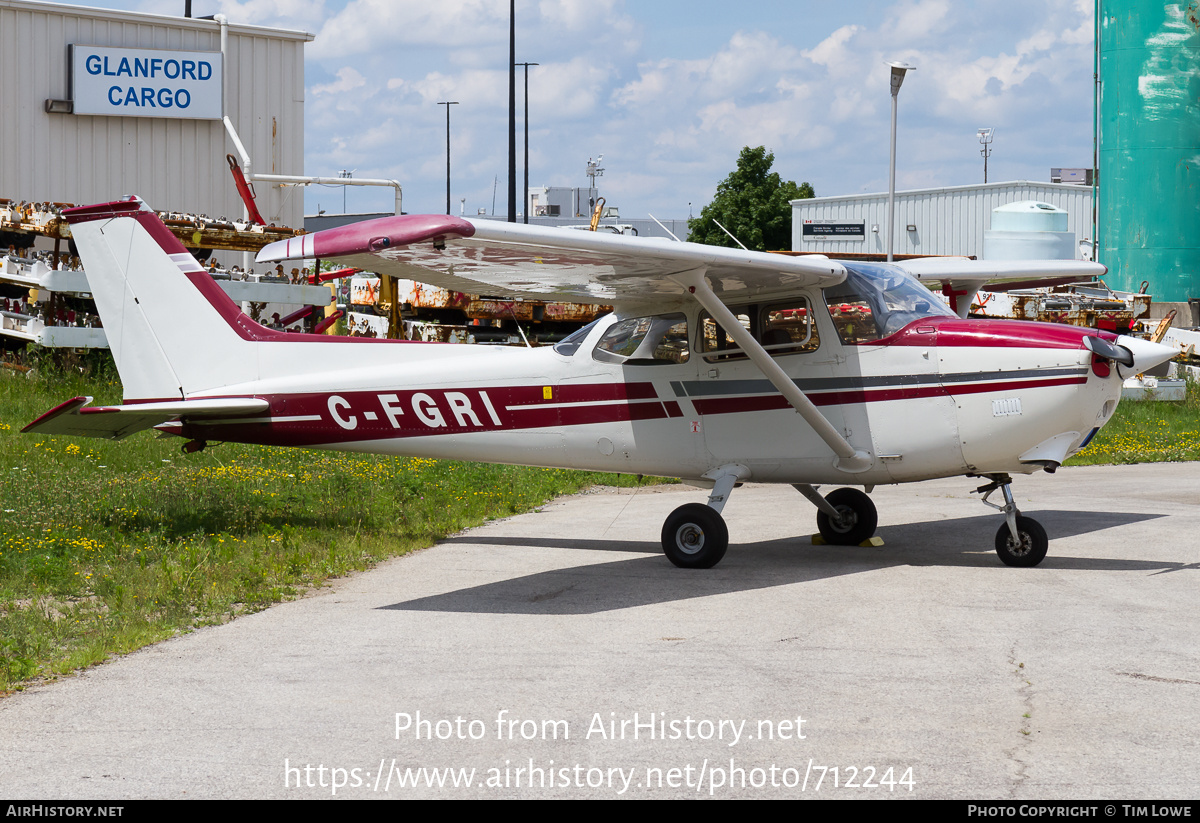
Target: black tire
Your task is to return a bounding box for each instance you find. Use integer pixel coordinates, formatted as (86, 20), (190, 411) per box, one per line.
(816, 487), (878, 546)
(661, 503), (729, 569)
(994, 516), (1048, 567)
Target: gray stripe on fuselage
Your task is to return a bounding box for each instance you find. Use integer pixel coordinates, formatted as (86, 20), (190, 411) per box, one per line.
(674, 367), (1088, 397)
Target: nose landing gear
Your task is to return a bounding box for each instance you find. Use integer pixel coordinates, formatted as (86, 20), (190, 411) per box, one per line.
(975, 475), (1048, 567)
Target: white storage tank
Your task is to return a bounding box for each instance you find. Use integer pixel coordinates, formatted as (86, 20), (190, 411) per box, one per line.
(983, 201), (1077, 260)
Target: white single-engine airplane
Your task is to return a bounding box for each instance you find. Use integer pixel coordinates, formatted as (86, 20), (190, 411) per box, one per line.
(25, 197), (1177, 569)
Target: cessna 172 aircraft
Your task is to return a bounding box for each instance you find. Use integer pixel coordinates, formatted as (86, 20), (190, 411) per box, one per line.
(25, 197), (1177, 569)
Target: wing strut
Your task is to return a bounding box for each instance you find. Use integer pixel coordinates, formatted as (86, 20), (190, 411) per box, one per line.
(670, 269), (873, 473)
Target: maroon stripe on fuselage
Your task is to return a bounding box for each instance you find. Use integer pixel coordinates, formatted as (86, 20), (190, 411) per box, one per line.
(173, 383), (668, 447)
(879, 317), (1117, 349)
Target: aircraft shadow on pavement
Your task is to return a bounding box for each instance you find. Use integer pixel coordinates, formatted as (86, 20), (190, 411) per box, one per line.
(382, 509), (1182, 615)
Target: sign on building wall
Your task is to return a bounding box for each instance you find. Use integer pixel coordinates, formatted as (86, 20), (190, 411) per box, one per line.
(70, 45), (223, 119)
(801, 220), (865, 239)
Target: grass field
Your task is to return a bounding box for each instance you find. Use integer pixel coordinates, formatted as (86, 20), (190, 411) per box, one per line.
(1066, 376), (1200, 465)
(0, 363), (647, 692)
(2, 362), (1197, 691)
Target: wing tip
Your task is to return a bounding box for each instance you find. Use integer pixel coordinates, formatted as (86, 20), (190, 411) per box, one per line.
(257, 214), (476, 264)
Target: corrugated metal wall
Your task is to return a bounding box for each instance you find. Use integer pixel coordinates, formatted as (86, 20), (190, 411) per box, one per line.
(791, 181), (1094, 258)
(0, 0), (310, 228)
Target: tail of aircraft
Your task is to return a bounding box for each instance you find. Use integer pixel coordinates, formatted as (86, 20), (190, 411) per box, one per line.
(64, 197), (263, 401)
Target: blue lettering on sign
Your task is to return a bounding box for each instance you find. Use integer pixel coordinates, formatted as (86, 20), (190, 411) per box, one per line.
(83, 51), (217, 114)
(102, 87), (191, 109)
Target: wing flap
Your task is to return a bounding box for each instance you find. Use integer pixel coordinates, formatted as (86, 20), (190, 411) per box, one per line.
(23, 396), (269, 440)
(257, 215), (846, 306)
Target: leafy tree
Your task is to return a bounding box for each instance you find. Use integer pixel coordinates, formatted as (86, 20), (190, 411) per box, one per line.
(687, 146), (814, 251)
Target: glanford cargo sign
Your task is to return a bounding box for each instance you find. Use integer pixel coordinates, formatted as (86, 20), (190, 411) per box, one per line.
(70, 45), (223, 119)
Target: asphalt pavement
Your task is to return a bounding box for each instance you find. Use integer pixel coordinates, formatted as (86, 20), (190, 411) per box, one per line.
(1, 463), (1197, 799)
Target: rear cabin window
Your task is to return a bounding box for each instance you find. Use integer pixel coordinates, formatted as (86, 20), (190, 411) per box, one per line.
(700, 298), (819, 361)
(592, 314), (689, 365)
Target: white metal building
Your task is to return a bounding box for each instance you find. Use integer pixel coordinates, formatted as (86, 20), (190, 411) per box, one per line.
(791, 181), (1094, 259)
(0, 0), (312, 227)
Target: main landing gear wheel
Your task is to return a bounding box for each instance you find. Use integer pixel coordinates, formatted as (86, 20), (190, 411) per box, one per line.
(661, 503), (729, 569)
(816, 487), (878, 546)
(994, 516), (1048, 568)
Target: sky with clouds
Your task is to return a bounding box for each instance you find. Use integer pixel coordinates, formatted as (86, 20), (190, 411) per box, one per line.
(60, 0), (1097, 220)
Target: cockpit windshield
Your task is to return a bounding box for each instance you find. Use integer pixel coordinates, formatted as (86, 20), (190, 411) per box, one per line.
(823, 262), (954, 344)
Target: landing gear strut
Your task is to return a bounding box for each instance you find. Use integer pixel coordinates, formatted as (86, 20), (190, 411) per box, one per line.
(975, 475), (1048, 567)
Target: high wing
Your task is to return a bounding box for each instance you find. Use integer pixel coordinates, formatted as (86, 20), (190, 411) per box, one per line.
(892, 257), (1108, 317)
(256, 215), (848, 306)
(23, 396), (270, 440)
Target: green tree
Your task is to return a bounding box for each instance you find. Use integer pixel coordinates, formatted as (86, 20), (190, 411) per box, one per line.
(687, 146), (814, 251)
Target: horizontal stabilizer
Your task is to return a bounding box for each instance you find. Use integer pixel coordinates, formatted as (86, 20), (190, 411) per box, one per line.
(23, 396), (269, 440)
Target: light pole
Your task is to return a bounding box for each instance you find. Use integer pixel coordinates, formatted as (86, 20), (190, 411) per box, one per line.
(438, 101), (459, 215)
(977, 127), (994, 183)
(886, 61), (915, 262)
(507, 0), (516, 223)
(515, 61), (538, 223)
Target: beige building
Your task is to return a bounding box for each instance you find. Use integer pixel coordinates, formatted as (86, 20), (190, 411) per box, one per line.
(0, 0), (312, 227)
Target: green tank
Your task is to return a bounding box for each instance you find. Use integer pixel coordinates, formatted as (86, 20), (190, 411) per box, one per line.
(1098, 0), (1200, 302)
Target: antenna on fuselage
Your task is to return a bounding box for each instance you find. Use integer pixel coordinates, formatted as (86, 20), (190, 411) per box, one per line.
(648, 214), (681, 242)
(711, 218), (749, 250)
(504, 303), (533, 348)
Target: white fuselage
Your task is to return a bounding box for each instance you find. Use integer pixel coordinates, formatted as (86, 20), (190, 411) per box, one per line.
(178, 300), (1122, 487)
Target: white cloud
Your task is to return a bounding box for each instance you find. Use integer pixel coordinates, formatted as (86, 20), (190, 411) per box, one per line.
(312, 66), (367, 97)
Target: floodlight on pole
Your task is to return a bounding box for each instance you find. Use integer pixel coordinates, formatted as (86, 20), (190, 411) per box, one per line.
(886, 61), (915, 263)
(978, 127), (995, 184)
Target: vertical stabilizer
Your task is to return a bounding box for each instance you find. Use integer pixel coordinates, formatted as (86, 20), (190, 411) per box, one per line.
(63, 198), (257, 401)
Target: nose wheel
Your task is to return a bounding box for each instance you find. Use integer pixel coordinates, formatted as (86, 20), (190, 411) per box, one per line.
(994, 515), (1048, 567)
(976, 475), (1049, 567)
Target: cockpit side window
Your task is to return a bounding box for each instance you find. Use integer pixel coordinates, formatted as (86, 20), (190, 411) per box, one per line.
(592, 313), (689, 365)
(824, 286), (881, 344)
